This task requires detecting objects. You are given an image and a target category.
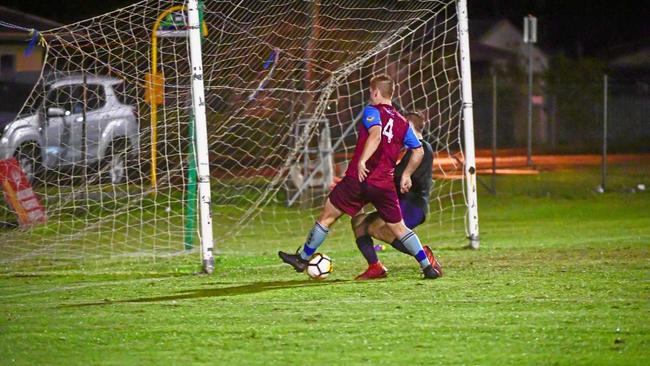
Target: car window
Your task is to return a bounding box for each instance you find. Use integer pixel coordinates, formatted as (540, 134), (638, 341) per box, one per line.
(113, 82), (136, 106)
(44, 85), (75, 112)
(85, 84), (106, 111)
(70, 85), (85, 114)
(43, 82), (107, 115)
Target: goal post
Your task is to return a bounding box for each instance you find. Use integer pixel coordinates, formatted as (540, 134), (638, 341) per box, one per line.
(457, 0), (481, 249)
(187, 0), (215, 274)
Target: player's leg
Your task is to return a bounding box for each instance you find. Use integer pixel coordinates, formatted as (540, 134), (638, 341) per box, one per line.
(351, 212), (371, 238)
(366, 219), (410, 255)
(395, 201), (439, 273)
(361, 199), (429, 258)
(304, 197), (344, 258)
(368, 184), (441, 279)
(352, 212), (379, 265)
(279, 176), (363, 272)
(352, 212), (388, 280)
(278, 198), (343, 272)
(366, 214), (396, 244)
(385, 221), (427, 266)
(362, 199), (439, 276)
(355, 211), (412, 256)
(366, 206), (438, 270)
(385, 221), (441, 279)
(354, 205), (414, 256)
(366, 184), (426, 264)
(388, 199), (426, 255)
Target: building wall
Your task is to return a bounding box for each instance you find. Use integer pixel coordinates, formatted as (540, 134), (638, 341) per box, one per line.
(0, 43), (43, 115)
(0, 43), (43, 75)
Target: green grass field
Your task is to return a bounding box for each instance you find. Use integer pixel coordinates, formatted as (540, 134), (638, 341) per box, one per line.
(1, 163), (649, 365)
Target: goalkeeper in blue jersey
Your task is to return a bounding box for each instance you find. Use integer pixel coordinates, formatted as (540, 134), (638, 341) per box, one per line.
(350, 111), (439, 280)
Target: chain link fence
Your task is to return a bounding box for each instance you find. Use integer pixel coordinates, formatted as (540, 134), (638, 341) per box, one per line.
(471, 74), (649, 154)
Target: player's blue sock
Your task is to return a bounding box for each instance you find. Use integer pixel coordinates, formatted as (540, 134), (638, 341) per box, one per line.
(299, 222), (329, 260)
(398, 230), (431, 268)
(356, 235), (378, 265)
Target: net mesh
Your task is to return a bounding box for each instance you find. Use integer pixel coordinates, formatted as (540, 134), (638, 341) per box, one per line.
(0, 0), (469, 271)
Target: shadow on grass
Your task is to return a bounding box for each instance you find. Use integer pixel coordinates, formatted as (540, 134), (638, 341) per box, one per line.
(63, 279), (351, 307)
(431, 245), (482, 251)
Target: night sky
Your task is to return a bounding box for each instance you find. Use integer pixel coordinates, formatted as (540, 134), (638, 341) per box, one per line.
(3, 0), (648, 59)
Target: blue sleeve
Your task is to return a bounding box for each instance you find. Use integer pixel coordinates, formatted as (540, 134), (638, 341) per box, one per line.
(403, 126), (422, 149)
(361, 105), (381, 130)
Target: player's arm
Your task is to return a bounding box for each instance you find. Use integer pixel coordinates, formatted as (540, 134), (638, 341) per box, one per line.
(400, 126), (423, 193)
(357, 106), (382, 182)
(358, 125), (381, 182)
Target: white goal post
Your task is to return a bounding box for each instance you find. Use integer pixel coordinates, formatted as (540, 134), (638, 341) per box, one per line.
(187, 0), (215, 273)
(457, 0), (480, 249)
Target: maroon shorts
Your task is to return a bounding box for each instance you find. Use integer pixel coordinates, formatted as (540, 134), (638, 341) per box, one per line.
(329, 176), (402, 224)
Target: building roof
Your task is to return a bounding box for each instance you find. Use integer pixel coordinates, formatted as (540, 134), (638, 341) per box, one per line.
(469, 18), (511, 42)
(610, 47), (650, 69)
(0, 6), (62, 30)
(0, 6), (62, 41)
(469, 16), (548, 72)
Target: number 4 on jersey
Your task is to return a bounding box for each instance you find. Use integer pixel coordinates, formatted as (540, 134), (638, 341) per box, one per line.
(382, 118), (394, 143)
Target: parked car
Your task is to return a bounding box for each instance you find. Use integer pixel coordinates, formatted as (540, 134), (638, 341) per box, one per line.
(0, 75), (139, 185)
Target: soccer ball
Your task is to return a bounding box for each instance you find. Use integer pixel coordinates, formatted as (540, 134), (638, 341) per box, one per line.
(306, 253), (332, 280)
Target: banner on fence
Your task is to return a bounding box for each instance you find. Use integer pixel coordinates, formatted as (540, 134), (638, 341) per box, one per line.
(0, 158), (46, 227)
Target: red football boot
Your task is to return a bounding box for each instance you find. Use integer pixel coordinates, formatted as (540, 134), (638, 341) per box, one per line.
(423, 245), (443, 278)
(355, 262), (388, 280)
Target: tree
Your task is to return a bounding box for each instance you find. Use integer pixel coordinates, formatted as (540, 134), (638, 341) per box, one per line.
(544, 55), (605, 151)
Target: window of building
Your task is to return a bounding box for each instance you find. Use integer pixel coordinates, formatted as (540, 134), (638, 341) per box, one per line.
(0, 55), (16, 75)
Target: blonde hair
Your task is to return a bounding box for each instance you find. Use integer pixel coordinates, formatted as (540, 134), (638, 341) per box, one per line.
(370, 74), (395, 99)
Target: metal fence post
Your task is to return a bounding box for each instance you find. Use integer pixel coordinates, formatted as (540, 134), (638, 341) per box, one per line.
(601, 74), (608, 192)
(491, 73), (497, 194)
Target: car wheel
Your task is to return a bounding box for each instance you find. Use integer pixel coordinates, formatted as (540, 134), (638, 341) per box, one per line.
(106, 139), (128, 185)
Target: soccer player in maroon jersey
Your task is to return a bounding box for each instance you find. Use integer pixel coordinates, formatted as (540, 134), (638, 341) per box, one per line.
(350, 111), (439, 280)
(279, 75), (442, 279)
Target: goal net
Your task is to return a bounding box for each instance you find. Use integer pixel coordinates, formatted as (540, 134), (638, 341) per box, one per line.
(0, 0), (475, 272)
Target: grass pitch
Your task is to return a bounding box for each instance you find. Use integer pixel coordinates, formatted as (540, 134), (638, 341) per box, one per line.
(1, 163), (649, 365)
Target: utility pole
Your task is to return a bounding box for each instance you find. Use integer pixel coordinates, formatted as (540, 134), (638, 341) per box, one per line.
(523, 15), (537, 167)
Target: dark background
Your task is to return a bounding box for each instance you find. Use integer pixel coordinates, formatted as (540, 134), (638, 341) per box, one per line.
(2, 0), (648, 59)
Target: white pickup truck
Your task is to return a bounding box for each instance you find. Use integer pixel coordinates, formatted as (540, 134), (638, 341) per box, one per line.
(0, 75), (139, 185)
